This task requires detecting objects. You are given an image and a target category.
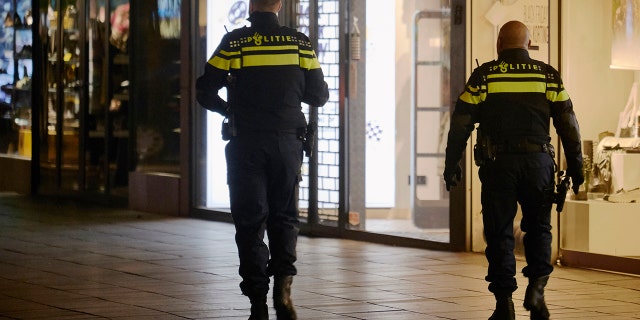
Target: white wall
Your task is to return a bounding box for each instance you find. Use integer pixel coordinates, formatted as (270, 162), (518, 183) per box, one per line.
(561, 0), (636, 142)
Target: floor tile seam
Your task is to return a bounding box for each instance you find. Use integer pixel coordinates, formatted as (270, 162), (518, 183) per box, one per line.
(2, 277), (213, 317)
(0, 259), (230, 303)
(1, 235), (198, 265)
(552, 276), (640, 292)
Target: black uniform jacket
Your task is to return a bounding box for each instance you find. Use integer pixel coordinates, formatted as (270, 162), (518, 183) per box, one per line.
(445, 48), (583, 176)
(196, 11), (329, 132)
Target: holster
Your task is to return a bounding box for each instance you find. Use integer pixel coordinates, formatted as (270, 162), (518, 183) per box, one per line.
(473, 129), (495, 166)
(301, 121), (317, 157)
(221, 115), (236, 141)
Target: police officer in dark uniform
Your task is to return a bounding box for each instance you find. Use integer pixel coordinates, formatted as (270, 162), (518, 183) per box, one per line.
(443, 21), (583, 320)
(195, 0), (329, 319)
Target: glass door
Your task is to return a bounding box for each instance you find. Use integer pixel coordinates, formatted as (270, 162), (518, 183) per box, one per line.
(193, 0), (466, 250)
(41, 0), (84, 192)
(40, 0), (131, 195)
(361, 0), (466, 248)
(85, 0), (132, 195)
(410, 7), (451, 242)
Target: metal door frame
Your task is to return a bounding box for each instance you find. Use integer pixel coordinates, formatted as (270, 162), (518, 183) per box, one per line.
(410, 3), (467, 251)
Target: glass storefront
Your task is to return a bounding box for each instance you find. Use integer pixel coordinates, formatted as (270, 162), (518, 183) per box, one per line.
(193, 0), (467, 250)
(1, 0), (636, 275)
(0, 0), (183, 200)
(558, 0), (640, 274)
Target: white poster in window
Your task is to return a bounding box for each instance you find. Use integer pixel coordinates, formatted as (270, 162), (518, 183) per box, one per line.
(485, 0), (549, 62)
(611, 0), (640, 70)
(365, 1), (395, 207)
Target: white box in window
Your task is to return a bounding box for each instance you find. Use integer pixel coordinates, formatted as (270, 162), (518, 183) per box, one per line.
(610, 153), (640, 192)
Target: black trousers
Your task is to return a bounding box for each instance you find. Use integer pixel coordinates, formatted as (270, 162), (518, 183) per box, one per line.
(478, 152), (555, 295)
(225, 132), (303, 299)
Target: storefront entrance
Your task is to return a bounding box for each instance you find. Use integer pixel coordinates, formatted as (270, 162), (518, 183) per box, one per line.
(192, 0), (467, 250)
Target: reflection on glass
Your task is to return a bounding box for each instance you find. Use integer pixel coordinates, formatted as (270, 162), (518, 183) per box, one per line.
(133, 0), (180, 175)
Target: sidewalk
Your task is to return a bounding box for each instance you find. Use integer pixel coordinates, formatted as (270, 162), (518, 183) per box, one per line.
(1, 193), (639, 319)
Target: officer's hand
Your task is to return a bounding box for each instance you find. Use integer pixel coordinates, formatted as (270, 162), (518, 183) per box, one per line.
(443, 164), (462, 191)
(569, 169), (584, 194)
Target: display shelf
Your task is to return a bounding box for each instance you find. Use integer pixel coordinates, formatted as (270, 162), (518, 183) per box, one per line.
(562, 199), (640, 257)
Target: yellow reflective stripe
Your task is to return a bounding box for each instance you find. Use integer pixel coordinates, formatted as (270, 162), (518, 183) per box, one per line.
(242, 45), (298, 52)
(212, 45), (322, 69)
(300, 56), (321, 69)
(488, 81), (546, 93)
(241, 45), (300, 67)
(243, 53), (299, 67)
(487, 73), (546, 80)
(547, 89), (570, 102)
(459, 85), (486, 104)
(547, 83), (560, 89)
(299, 49), (320, 69)
(208, 50), (241, 70)
(546, 83), (570, 101)
(299, 49), (316, 57)
(486, 73), (546, 93)
(556, 90), (570, 101)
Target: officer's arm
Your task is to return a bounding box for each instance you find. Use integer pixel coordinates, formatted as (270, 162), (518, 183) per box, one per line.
(548, 69), (583, 177)
(298, 33), (329, 107)
(444, 70), (483, 168)
(196, 36), (235, 116)
(196, 64), (229, 116)
(302, 71), (329, 107)
(445, 101), (477, 168)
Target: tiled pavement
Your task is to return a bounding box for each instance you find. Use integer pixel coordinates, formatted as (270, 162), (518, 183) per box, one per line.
(1, 193), (639, 319)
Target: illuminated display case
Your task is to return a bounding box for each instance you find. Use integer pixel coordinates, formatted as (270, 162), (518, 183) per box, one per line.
(39, 0), (133, 195)
(41, 0), (181, 195)
(0, 0), (33, 158)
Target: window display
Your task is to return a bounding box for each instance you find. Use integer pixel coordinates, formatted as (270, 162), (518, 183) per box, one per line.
(130, 0), (181, 174)
(39, 0), (134, 194)
(0, 0), (32, 157)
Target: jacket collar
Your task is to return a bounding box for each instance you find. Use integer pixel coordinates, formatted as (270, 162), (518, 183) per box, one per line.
(247, 11), (279, 27)
(498, 48), (530, 60)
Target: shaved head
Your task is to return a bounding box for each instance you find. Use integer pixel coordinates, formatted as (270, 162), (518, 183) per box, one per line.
(497, 20), (531, 53)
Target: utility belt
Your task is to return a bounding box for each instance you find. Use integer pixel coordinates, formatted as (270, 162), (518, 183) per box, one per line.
(494, 141), (552, 154)
(474, 137), (554, 166)
(222, 116), (317, 157)
(234, 128), (302, 137)
(223, 126), (304, 141)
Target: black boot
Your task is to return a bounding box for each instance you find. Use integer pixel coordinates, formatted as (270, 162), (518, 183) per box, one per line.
(524, 275), (550, 320)
(489, 294), (515, 320)
(249, 296), (268, 320)
(273, 275), (297, 320)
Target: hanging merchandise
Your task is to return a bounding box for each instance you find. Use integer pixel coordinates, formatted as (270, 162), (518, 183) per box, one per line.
(350, 16), (361, 60)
